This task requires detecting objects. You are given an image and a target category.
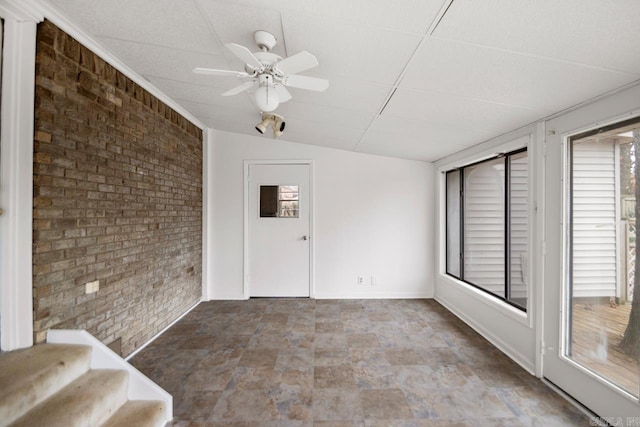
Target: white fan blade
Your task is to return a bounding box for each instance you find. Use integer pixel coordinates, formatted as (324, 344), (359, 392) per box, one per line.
(222, 81), (256, 96)
(282, 75), (329, 92)
(225, 43), (264, 71)
(274, 51), (319, 76)
(274, 84), (292, 102)
(193, 67), (250, 78)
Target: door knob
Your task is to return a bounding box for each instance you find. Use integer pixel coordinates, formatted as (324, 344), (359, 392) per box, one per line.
(302, 236), (308, 240)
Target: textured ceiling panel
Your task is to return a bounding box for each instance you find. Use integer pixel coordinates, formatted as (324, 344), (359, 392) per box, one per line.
(201, 0), (447, 34)
(50, 0), (220, 54)
(282, 12), (421, 84)
(197, 1), (287, 60)
(383, 88), (545, 137)
(282, 74), (393, 114)
(358, 115), (488, 161)
(401, 38), (638, 112)
(96, 37), (233, 88)
(277, 119), (365, 150)
(148, 77), (255, 110)
(434, 0), (640, 74)
(275, 101), (373, 131)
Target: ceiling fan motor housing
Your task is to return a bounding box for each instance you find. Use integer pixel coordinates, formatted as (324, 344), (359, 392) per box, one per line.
(254, 30), (277, 51)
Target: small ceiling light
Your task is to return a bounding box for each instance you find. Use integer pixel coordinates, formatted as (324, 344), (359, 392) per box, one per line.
(255, 74), (279, 112)
(255, 113), (285, 138)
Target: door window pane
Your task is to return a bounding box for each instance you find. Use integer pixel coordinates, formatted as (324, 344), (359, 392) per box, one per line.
(568, 118), (640, 398)
(259, 186), (278, 217)
(259, 185), (299, 218)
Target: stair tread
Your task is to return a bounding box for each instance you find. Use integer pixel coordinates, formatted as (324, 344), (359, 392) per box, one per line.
(10, 369), (129, 427)
(102, 400), (166, 427)
(0, 344), (91, 425)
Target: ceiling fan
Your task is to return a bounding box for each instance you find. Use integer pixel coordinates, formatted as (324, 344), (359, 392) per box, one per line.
(193, 30), (329, 112)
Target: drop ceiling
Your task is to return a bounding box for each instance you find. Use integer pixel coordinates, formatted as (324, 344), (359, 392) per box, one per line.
(44, 0), (640, 162)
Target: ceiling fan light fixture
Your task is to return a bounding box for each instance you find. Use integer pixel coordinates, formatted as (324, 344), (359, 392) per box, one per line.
(255, 84), (279, 112)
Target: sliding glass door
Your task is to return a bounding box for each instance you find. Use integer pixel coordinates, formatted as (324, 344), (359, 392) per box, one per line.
(544, 114), (640, 422)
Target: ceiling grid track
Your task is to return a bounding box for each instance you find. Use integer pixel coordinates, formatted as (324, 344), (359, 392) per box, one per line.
(352, 0), (456, 152)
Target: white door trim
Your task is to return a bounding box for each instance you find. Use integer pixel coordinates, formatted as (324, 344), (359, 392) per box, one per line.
(542, 86), (640, 418)
(0, 7), (41, 350)
(243, 160), (314, 299)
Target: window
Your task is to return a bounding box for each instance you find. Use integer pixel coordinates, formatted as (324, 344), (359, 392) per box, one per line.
(259, 185), (299, 218)
(445, 148), (528, 311)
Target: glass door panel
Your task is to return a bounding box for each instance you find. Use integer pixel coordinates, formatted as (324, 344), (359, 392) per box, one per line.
(568, 120), (640, 399)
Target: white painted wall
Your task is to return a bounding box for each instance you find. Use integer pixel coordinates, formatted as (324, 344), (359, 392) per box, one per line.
(208, 130), (434, 300)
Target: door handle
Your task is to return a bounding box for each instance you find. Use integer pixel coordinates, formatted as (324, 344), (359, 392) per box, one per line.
(301, 236), (309, 240)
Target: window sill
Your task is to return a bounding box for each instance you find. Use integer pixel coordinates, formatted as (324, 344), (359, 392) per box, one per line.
(436, 273), (531, 327)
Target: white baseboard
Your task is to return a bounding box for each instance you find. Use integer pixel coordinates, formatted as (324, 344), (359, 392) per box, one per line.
(125, 299), (201, 361)
(314, 292), (433, 299)
(436, 294), (536, 375)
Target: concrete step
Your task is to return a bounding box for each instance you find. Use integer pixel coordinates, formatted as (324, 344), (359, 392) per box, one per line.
(102, 400), (166, 427)
(10, 369), (128, 427)
(0, 344), (91, 426)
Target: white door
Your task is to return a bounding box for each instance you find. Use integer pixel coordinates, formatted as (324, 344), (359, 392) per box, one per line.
(543, 114), (640, 420)
(248, 163), (311, 297)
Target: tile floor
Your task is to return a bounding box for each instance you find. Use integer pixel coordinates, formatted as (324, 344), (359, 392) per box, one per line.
(129, 299), (590, 426)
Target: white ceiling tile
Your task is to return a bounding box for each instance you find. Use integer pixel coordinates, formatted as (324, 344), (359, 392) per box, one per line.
(434, 0), (640, 74)
(176, 100), (259, 126)
(148, 77), (256, 111)
(357, 115), (489, 161)
(277, 119), (365, 151)
(358, 136), (466, 162)
(401, 38), (638, 112)
(204, 0), (446, 34)
(297, 0), (447, 35)
(383, 88), (548, 138)
(275, 101), (373, 130)
(281, 12), (422, 84)
(282, 74), (393, 114)
(196, 1), (287, 60)
(49, 0), (221, 54)
(199, 117), (255, 136)
(95, 37), (235, 88)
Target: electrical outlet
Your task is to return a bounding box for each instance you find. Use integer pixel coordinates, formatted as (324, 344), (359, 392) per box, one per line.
(357, 276), (365, 285)
(85, 280), (99, 294)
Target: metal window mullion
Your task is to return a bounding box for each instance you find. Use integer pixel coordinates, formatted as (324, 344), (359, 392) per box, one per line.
(460, 168), (465, 280)
(505, 155), (511, 302)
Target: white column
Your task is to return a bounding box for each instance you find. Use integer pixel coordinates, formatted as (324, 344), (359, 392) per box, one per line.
(0, 8), (41, 350)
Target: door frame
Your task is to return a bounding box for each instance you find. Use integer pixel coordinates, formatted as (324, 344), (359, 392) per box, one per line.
(542, 97), (640, 417)
(243, 160), (314, 299)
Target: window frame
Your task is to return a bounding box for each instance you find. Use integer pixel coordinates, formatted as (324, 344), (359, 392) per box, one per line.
(445, 147), (529, 312)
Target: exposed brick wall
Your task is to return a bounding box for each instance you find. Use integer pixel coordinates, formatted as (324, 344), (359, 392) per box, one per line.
(33, 20), (203, 356)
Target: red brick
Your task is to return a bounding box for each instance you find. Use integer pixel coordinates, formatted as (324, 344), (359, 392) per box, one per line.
(33, 21), (202, 357)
